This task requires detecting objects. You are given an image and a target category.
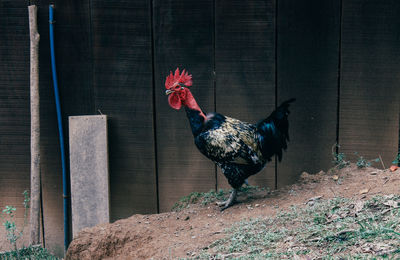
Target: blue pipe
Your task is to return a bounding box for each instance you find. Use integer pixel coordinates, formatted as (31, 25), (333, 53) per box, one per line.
(49, 5), (70, 252)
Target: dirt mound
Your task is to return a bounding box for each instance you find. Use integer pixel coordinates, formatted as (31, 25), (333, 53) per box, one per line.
(66, 164), (400, 259)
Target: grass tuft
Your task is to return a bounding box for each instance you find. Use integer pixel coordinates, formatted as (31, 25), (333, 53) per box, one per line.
(0, 245), (59, 260)
(171, 186), (266, 211)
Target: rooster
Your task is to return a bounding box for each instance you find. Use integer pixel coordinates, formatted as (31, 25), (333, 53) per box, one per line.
(165, 68), (295, 210)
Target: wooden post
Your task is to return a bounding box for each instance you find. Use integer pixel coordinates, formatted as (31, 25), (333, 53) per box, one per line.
(28, 4), (41, 246)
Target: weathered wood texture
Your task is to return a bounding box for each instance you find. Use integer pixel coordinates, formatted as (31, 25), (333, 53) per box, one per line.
(1, 0), (400, 255)
(277, 0), (341, 187)
(69, 115), (109, 238)
(215, 0), (276, 189)
(91, 0), (157, 218)
(28, 4), (41, 246)
(153, 0), (216, 212)
(0, 0), (31, 251)
(339, 0), (400, 166)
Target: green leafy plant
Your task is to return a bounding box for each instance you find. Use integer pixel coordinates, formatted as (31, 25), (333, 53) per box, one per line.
(0, 245), (59, 260)
(354, 152), (380, 169)
(356, 155), (371, 168)
(332, 144), (349, 169)
(0, 190), (30, 258)
(171, 191), (204, 211)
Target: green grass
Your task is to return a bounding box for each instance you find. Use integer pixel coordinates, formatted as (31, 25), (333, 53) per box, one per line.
(171, 186), (266, 212)
(0, 246), (60, 260)
(197, 195), (400, 259)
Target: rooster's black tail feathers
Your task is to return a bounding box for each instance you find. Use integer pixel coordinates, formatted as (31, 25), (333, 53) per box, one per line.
(256, 98), (295, 162)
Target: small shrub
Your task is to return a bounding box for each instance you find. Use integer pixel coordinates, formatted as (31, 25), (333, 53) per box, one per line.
(171, 191), (203, 211)
(0, 190), (30, 258)
(332, 144), (349, 169)
(0, 245), (59, 260)
(356, 155), (371, 168)
(354, 152), (379, 169)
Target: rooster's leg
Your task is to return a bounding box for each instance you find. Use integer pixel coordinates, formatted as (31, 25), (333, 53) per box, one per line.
(217, 189), (238, 211)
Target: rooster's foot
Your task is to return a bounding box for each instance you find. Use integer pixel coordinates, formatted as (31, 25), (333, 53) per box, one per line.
(217, 189), (238, 211)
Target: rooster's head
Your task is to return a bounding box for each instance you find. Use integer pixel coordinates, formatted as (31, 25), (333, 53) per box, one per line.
(165, 68), (193, 110)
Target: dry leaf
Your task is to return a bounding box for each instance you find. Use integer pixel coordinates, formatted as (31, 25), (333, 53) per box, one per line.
(361, 242), (394, 255)
(306, 196), (323, 205)
(359, 188), (369, 194)
(383, 200), (399, 208)
(390, 165), (399, 172)
(354, 200), (364, 212)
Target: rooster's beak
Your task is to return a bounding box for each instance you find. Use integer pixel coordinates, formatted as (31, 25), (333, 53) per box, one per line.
(165, 89), (173, 95)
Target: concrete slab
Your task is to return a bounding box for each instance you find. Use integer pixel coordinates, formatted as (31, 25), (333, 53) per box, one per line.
(69, 115), (109, 238)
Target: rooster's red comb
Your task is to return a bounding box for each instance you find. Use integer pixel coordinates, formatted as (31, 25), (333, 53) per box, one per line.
(165, 68), (193, 89)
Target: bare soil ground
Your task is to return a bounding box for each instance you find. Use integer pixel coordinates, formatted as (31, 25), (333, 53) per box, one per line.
(66, 164), (400, 259)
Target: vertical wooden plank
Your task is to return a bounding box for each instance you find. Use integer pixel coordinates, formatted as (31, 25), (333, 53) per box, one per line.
(277, 0), (340, 187)
(69, 115), (109, 238)
(154, 0), (215, 212)
(0, 0), (31, 250)
(91, 0), (157, 218)
(37, 0), (94, 255)
(340, 0), (400, 166)
(215, 0), (276, 189)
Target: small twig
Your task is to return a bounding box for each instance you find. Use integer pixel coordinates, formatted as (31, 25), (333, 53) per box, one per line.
(383, 177), (390, 185)
(329, 187), (337, 197)
(331, 143), (337, 157)
(379, 154), (386, 169)
(309, 237), (322, 242)
(220, 252), (246, 259)
(381, 208), (397, 215)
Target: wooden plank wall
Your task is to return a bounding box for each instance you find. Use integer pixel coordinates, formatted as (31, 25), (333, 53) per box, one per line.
(153, 0), (216, 212)
(0, 0), (31, 250)
(0, 0), (399, 255)
(339, 0), (400, 166)
(215, 0), (276, 189)
(277, 0), (341, 187)
(91, 0), (157, 220)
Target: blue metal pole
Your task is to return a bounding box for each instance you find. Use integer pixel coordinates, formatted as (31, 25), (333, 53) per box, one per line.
(49, 4), (70, 252)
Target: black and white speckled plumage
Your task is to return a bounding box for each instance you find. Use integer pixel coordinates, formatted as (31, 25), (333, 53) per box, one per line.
(185, 99), (295, 189)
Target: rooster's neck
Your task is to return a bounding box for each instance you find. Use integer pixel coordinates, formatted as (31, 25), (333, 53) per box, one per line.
(185, 107), (206, 137)
(183, 89), (206, 120)
(183, 90), (207, 136)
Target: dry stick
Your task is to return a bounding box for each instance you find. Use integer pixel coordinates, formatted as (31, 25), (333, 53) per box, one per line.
(378, 154), (386, 169)
(28, 5), (41, 246)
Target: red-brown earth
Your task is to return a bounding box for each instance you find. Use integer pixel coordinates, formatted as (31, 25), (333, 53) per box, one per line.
(66, 164), (400, 259)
